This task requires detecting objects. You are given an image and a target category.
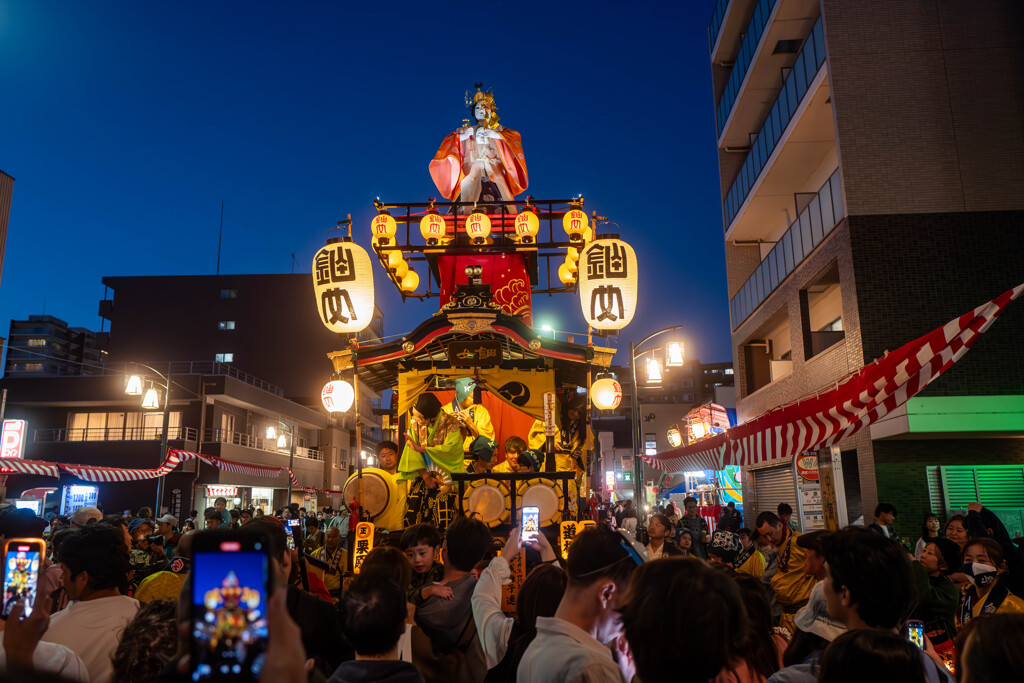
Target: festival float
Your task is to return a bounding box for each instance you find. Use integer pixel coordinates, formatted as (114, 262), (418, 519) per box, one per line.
(311, 85), (637, 570)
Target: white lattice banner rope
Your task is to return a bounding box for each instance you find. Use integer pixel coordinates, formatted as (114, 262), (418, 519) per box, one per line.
(645, 282), (1023, 474)
(0, 448), (300, 486)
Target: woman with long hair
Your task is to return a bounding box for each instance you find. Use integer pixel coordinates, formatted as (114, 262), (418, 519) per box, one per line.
(915, 513), (941, 560)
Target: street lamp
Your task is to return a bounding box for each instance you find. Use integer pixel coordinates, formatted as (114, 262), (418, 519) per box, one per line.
(629, 326), (682, 507)
(268, 419), (299, 505)
(124, 364), (173, 514)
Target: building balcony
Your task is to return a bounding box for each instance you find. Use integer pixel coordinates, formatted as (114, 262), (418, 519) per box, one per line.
(729, 168), (844, 329)
(202, 428), (323, 461)
(34, 426), (198, 443)
(722, 17), (829, 237)
(716, 0), (822, 143)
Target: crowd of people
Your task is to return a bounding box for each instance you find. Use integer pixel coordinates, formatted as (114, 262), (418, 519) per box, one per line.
(0, 492), (1022, 682)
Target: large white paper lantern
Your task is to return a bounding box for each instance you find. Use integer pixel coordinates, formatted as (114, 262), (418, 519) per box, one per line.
(312, 239), (375, 333)
(577, 238), (638, 330)
(591, 378), (623, 410)
(322, 380), (355, 412)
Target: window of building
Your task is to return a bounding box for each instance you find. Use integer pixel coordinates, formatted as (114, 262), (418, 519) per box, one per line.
(215, 353), (234, 363)
(68, 411), (180, 441)
(743, 307), (793, 395)
(802, 263), (845, 360)
(683, 394), (694, 402)
(724, 368), (734, 375)
(26, 339), (46, 347)
(11, 362), (44, 372)
(681, 379), (694, 388)
(218, 321), (236, 330)
(219, 289), (237, 299)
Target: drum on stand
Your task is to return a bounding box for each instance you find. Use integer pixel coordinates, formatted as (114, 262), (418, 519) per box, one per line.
(343, 468), (398, 522)
(462, 478), (510, 528)
(517, 477), (564, 527)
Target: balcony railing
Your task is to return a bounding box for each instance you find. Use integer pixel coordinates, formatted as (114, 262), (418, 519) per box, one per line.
(100, 361), (284, 397)
(203, 429), (323, 461)
(730, 168), (844, 329)
(723, 17), (826, 231)
(715, 0), (778, 136)
(707, 0), (732, 53)
(35, 426), (198, 443)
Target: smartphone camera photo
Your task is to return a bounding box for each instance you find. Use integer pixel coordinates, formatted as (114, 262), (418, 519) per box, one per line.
(907, 620), (925, 649)
(3, 541), (42, 619)
(192, 539), (270, 681)
(522, 506), (540, 544)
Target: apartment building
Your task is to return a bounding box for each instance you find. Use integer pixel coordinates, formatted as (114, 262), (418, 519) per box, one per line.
(710, 0), (1024, 532)
(5, 315), (102, 377)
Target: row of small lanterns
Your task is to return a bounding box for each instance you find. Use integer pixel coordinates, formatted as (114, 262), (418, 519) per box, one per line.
(371, 205), (594, 290)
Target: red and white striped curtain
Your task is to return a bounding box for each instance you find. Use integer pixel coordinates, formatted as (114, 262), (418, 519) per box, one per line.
(646, 282), (1023, 474)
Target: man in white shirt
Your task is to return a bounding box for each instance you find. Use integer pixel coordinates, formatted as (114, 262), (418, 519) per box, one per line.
(42, 523), (140, 683)
(517, 526), (644, 683)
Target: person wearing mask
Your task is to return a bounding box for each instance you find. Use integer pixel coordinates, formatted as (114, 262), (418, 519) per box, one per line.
(756, 512), (815, 634)
(329, 571), (425, 683)
(915, 513), (941, 560)
(734, 528), (767, 579)
(41, 524), (140, 683)
(645, 514), (683, 560)
(956, 537), (1024, 630)
(470, 525), (562, 673)
(679, 496), (710, 559)
(620, 556), (748, 683)
(868, 503), (897, 539)
(911, 537), (961, 668)
(820, 528), (953, 683)
(517, 525), (644, 683)
(965, 501), (1024, 597)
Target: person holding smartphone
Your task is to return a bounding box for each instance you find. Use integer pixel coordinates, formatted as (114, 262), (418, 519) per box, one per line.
(40, 524), (140, 683)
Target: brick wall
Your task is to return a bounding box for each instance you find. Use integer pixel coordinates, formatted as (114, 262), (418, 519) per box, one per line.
(874, 437), (1024, 540)
(822, 0), (1024, 216)
(847, 211), (1024, 398)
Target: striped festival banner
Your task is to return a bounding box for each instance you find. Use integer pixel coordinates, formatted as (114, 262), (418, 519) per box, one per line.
(646, 282), (1024, 474)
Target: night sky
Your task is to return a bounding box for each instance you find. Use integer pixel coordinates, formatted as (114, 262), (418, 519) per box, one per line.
(0, 1), (730, 370)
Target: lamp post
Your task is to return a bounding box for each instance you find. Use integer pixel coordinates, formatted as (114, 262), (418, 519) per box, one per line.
(629, 326), (683, 507)
(269, 419), (300, 505)
(125, 364), (173, 514)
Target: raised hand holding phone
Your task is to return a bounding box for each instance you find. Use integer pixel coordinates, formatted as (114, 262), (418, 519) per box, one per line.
(2, 538), (45, 620)
(521, 506), (540, 544)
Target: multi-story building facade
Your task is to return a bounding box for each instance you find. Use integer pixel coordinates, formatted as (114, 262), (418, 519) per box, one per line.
(710, 0), (1024, 532)
(5, 315), (102, 377)
(0, 274), (386, 514)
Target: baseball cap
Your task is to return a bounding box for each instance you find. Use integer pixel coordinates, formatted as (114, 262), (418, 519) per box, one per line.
(70, 506), (103, 526)
(793, 581), (847, 641)
(155, 514), (179, 526)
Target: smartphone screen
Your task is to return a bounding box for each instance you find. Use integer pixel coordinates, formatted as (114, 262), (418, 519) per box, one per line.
(2, 539), (44, 619)
(522, 506), (540, 544)
(191, 533), (270, 681)
(907, 620), (925, 649)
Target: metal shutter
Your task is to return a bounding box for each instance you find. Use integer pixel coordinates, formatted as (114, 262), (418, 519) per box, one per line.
(940, 467), (979, 513)
(754, 464), (798, 523)
(940, 465), (1024, 512)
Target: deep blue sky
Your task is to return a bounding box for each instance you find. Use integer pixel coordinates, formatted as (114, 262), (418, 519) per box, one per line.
(0, 0), (730, 370)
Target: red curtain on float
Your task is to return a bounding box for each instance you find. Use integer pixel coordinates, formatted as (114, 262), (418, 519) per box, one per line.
(437, 253), (532, 326)
(433, 389), (536, 464)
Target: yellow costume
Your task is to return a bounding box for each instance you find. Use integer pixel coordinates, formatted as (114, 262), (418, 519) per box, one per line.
(443, 378), (496, 454)
(770, 529), (817, 633)
(491, 458), (516, 474)
(374, 472), (408, 532)
(735, 548), (766, 579)
(310, 544), (347, 593)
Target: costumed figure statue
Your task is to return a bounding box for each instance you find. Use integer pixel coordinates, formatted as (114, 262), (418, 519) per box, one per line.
(443, 377), (496, 458)
(526, 394), (588, 514)
(429, 84), (528, 209)
(399, 392), (467, 530)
